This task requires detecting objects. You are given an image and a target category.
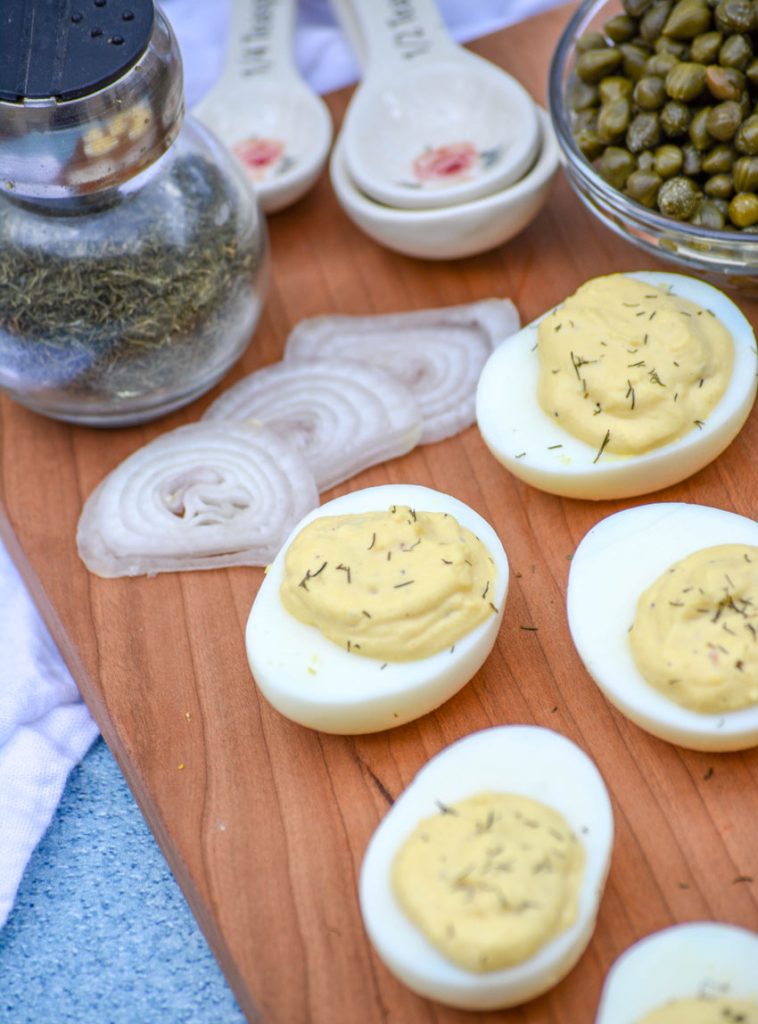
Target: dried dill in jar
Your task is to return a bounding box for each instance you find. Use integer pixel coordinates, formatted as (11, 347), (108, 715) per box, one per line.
(0, 0), (267, 426)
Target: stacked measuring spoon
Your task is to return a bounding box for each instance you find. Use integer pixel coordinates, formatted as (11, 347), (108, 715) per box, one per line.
(329, 0), (559, 259)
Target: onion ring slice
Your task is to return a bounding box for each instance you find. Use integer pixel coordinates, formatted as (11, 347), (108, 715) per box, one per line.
(284, 299), (520, 444)
(77, 423), (319, 577)
(203, 358), (423, 491)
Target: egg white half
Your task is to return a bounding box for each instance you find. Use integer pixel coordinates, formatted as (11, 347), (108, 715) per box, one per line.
(475, 272), (757, 500)
(360, 725), (614, 1010)
(245, 484), (508, 734)
(595, 922), (758, 1023)
(567, 502), (758, 752)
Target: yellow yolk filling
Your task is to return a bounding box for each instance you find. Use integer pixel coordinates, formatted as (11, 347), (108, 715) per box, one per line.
(638, 996), (758, 1023)
(537, 275), (733, 456)
(280, 506), (496, 662)
(391, 792), (585, 973)
(630, 544), (758, 713)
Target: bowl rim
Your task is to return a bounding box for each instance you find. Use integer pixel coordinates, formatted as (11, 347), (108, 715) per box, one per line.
(547, 0), (758, 257)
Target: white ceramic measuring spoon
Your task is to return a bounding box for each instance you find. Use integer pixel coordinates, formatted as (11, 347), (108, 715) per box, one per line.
(192, 0), (333, 214)
(331, 0), (541, 210)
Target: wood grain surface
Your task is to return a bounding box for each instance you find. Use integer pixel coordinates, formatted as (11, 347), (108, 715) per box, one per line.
(2, 6), (757, 1022)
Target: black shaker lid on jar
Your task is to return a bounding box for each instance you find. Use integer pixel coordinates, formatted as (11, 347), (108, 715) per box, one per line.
(0, 0), (185, 202)
(0, 0), (154, 103)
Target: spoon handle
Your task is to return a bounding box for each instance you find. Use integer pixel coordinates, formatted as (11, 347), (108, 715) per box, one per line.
(220, 0), (299, 86)
(331, 0), (458, 74)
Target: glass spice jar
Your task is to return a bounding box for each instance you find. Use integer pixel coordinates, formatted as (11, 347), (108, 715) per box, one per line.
(0, 0), (268, 426)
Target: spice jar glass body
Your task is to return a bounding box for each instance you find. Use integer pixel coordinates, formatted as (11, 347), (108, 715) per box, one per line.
(0, 118), (268, 426)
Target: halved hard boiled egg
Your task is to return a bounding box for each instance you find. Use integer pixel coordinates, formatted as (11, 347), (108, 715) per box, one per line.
(476, 272), (757, 500)
(360, 725), (614, 1010)
(246, 484), (508, 734)
(596, 922), (758, 1023)
(567, 502), (758, 752)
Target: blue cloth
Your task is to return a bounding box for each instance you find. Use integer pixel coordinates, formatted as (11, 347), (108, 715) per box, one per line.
(0, 739), (245, 1023)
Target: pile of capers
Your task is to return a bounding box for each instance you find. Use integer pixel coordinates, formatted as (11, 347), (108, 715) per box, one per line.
(569, 0), (758, 230)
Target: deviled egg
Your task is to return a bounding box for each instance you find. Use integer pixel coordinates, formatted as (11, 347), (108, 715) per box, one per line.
(360, 725), (614, 1010)
(596, 922), (758, 1023)
(567, 502), (758, 751)
(476, 272), (757, 500)
(246, 484), (508, 734)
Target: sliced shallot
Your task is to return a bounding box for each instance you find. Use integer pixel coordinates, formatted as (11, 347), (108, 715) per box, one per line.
(77, 422), (319, 577)
(203, 357), (423, 491)
(284, 299), (520, 444)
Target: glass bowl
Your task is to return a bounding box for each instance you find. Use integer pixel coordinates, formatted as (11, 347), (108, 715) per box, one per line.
(548, 0), (758, 295)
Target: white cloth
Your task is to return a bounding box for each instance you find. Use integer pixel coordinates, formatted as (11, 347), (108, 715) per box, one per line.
(0, 543), (98, 926)
(169, 0), (565, 107)
(0, 0), (564, 929)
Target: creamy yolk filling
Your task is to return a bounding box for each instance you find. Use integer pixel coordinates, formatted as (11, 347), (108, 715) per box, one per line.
(537, 275), (733, 456)
(279, 506), (496, 662)
(630, 544), (758, 713)
(391, 792), (585, 973)
(638, 997), (758, 1024)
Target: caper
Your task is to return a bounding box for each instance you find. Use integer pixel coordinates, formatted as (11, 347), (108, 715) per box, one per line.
(626, 167), (664, 204)
(599, 98), (633, 140)
(598, 146), (638, 187)
(689, 104), (714, 146)
(691, 196), (727, 225)
(577, 47), (625, 82)
(714, 0), (756, 32)
(704, 170), (735, 194)
(690, 29), (724, 62)
(599, 75), (635, 102)
(705, 62), (747, 97)
(634, 74), (669, 106)
(745, 57), (758, 86)
(645, 50), (680, 75)
(732, 152), (758, 186)
(574, 109), (600, 132)
(638, 148), (657, 168)
(719, 32), (753, 68)
(702, 142), (737, 169)
(728, 189), (758, 223)
(641, 0), (674, 40)
(655, 35), (690, 55)
(574, 128), (606, 159)
(576, 31), (610, 52)
(621, 41), (654, 78)
(604, 13), (639, 41)
(666, 60), (708, 98)
(657, 174), (702, 216)
(661, 98), (693, 134)
(735, 111), (758, 150)
(654, 142), (686, 175)
(627, 110), (664, 150)
(711, 197), (731, 215)
(568, 80), (599, 112)
(623, 0), (654, 15)
(664, 0), (712, 37)
(706, 98), (744, 137)
(682, 142), (704, 172)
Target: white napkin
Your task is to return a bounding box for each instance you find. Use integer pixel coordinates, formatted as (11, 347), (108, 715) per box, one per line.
(0, 0), (565, 929)
(169, 0), (567, 107)
(0, 543), (98, 926)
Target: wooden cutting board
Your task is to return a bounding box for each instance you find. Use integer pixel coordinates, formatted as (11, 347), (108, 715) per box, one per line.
(2, 6), (757, 1022)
